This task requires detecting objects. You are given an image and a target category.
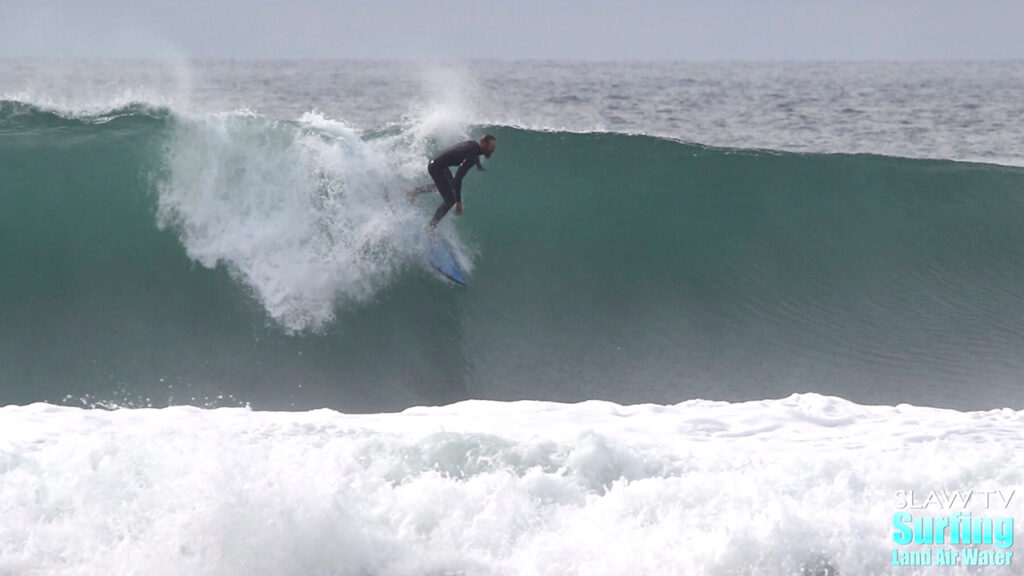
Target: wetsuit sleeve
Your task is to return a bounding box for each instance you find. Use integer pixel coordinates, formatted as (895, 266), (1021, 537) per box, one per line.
(452, 157), (475, 202)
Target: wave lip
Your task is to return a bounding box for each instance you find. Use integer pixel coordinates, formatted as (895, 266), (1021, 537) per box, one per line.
(7, 58), (1024, 166)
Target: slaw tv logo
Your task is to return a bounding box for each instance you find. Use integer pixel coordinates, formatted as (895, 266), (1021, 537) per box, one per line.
(892, 489), (1015, 567)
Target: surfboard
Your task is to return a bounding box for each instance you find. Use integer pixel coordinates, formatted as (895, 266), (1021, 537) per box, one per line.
(428, 238), (468, 286)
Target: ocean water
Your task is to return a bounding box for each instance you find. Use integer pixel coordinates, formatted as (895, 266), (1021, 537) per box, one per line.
(5, 60), (1024, 163)
(1, 60), (1023, 575)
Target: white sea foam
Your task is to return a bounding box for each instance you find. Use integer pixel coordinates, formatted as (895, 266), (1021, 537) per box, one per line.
(1, 394), (1021, 575)
(155, 108), (472, 332)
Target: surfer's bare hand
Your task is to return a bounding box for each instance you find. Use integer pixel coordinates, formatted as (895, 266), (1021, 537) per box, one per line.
(454, 202), (463, 216)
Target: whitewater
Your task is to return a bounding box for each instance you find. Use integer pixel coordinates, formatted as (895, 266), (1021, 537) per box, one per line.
(3, 396), (1022, 575)
(2, 60), (1023, 575)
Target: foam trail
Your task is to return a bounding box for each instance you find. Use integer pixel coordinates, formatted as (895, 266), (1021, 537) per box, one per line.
(1, 394), (1021, 575)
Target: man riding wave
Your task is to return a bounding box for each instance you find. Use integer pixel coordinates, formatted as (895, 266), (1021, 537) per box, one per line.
(409, 134), (497, 227)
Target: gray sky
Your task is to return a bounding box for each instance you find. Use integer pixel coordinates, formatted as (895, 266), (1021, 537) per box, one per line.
(1, 1), (1021, 60)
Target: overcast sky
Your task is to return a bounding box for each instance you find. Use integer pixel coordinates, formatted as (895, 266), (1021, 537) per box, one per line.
(1, 1), (1021, 60)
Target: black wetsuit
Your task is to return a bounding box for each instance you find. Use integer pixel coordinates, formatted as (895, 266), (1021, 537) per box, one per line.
(428, 140), (484, 226)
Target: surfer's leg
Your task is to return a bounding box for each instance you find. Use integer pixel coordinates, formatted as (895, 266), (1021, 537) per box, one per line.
(430, 196), (456, 227)
(429, 167), (456, 227)
(409, 161), (438, 203)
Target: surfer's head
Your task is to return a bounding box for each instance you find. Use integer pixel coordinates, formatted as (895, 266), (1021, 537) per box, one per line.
(480, 134), (497, 158)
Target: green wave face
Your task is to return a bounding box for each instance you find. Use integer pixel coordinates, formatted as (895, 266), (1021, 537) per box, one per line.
(462, 129), (1024, 408)
(2, 104), (1023, 411)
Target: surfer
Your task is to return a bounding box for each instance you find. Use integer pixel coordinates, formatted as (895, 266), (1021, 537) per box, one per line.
(410, 135), (497, 227)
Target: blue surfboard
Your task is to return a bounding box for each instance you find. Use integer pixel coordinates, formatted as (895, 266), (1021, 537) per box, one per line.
(428, 239), (468, 286)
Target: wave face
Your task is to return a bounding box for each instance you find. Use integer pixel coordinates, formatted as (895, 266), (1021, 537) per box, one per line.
(2, 102), (1024, 411)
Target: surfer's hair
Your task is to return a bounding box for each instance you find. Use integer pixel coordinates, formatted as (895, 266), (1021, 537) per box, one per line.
(481, 134), (496, 145)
